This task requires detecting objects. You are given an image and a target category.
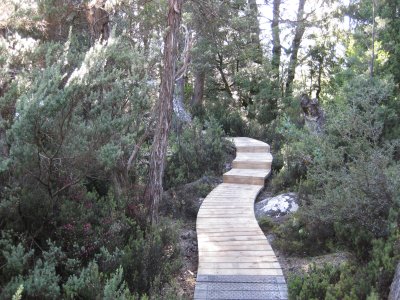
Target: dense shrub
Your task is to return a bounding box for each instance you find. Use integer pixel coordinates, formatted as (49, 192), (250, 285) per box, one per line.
(0, 29), (186, 299)
(164, 118), (228, 188)
(0, 219), (181, 299)
(205, 96), (250, 136)
(273, 76), (399, 252)
(273, 75), (400, 299)
(288, 225), (399, 299)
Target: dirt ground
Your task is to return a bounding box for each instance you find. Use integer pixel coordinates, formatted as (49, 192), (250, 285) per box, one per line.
(177, 222), (198, 299)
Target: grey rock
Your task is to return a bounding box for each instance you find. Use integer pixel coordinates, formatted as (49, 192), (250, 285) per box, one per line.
(255, 193), (299, 219)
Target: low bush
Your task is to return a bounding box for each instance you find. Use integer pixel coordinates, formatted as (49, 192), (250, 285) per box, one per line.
(288, 227), (399, 299)
(0, 217), (182, 299)
(165, 118), (228, 188)
(274, 76), (400, 299)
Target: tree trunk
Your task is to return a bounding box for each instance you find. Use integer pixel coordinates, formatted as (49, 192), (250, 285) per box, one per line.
(370, 0), (376, 78)
(191, 70), (205, 107)
(271, 0), (282, 78)
(0, 115), (9, 159)
(248, 0), (262, 64)
(173, 76), (191, 123)
(217, 53), (233, 97)
(144, 0), (183, 224)
(175, 77), (185, 107)
(0, 81), (13, 160)
(316, 56), (323, 100)
(285, 0), (306, 98)
(86, 0), (110, 43)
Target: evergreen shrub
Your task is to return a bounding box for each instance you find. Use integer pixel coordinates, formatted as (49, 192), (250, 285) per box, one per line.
(165, 118), (227, 188)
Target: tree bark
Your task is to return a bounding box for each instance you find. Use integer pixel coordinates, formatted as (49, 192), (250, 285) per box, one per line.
(173, 76), (191, 123)
(191, 70), (205, 107)
(0, 114), (9, 159)
(86, 0), (110, 43)
(285, 0), (306, 98)
(217, 53), (233, 97)
(144, 0), (183, 224)
(271, 0), (282, 78)
(316, 56), (323, 100)
(0, 80), (14, 161)
(370, 0), (376, 78)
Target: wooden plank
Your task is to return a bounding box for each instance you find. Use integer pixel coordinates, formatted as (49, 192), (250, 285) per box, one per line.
(197, 236), (267, 242)
(199, 240), (271, 246)
(198, 244), (273, 252)
(195, 137), (286, 296)
(235, 152), (273, 161)
(198, 250), (276, 257)
(199, 256), (278, 263)
(196, 227), (262, 232)
(196, 218), (256, 223)
(197, 268), (283, 276)
(198, 207), (252, 211)
(197, 221), (259, 225)
(196, 227), (261, 232)
(228, 137), (271, 153)
(197, 231), (262, 237)
(197, 215), (254, 219)
(222, 169), (271, 185)
(198, 262), (282, 269)
(232, 153), (273, 170)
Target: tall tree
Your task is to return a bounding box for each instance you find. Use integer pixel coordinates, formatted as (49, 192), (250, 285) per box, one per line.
(271, 0), (282, 79)
(285, 0), (307, 97)
(191, 71), (206, 107)
(379, 0), (400, 84)
(144, 0), (183, 224)
(370, 0), (376, 78)
(248, 0), (263, 64)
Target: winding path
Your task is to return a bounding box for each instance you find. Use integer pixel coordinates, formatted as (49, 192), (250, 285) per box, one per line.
(194, 137), (287, 300)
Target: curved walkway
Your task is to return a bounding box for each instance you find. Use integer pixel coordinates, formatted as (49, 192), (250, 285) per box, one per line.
(194, 137), (287, 300)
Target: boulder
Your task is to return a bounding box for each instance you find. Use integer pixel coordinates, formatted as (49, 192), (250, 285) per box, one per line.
(255, 193), (299, 219)
(389, 262), (400, 300)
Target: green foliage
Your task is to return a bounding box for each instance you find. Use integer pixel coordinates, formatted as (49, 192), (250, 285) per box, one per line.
(165, 118), (227, 188)
(63, 262), (132, 300)
(1, 0), (400, 298)
(205, 96), (250, 136)
(0, 220), (181, 299)
(288, 263), (341, 300)
(269, 116), (312, 193)
(0, 235), (34, 277)
(257, 216), (276, 232)
(0, 237), (61, 299)
(63, 261), (103, 299)
(275, 75), (400, 298)
(121, 221), (182, 296)
(273, 75), (399, 253)
(273, 213), (331, 256)
(288, 228), (399, 299)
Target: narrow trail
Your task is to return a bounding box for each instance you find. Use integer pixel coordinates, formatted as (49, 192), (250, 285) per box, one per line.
(194, 137), (288, 300)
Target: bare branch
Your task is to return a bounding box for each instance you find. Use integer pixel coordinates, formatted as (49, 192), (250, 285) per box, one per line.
(52, 178), (81, 198)
(175, 24), (193, 81)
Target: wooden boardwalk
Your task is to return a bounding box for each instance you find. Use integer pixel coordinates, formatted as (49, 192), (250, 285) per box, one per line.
(194, 137), (287, 300)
